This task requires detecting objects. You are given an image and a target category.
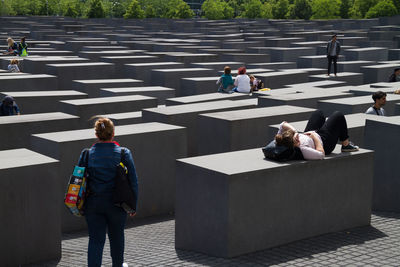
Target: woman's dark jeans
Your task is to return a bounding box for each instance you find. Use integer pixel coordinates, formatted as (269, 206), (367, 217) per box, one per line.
(85, 194), (127, 267)
(304, 110), (349, 155)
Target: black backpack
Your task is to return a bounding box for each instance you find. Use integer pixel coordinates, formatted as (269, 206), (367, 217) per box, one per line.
(262, 140), (304, 162)
(112, 148), (137, 213)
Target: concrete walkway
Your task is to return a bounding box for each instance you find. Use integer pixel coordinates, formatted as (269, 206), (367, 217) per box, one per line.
(27, 212), (400, 266)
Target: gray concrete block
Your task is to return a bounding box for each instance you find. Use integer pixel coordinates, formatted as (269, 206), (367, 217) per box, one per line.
(343, 47), (388, 61)
(142, 99), (258, 156)
(150, 68), (215, 96)
(22, 56), (90, 74)
(364, 116), (400, 212)
(165, 92), (250, 106)
(175, 146), (373, 258)
(98, 111), (142, 125)
(31, 122), (187, 232)
(337, 60), (376, 73)
(0, 112), (80, 150)
(124, 62), (184, 85)
(258, 90), (353, 109)
(268, 47), (315, 62)
(257, 71), (309, 89)
(247, 62), (297, 70)
(100, 55), (159, 77)
(190, 62), (244, 71)
(309, 72), (364, 86)
(78, 50), (139, 61)
(60, 95), (157, 125)
(72, 79), (144, 98)
(0, 90), (87, 114)
(46, 62), (115, 89)
(297, 55), (345, 69)
(388, 49), (400, 60)
(163, 53), (219, 66)
(0, 74), (58, 91)
(318, 94), (400, 116)
(285, 80), (347, 89)
(197, 105), (315, 155)
(360, 63), (400, 84)
(221, 53), (270, 63)
(0, 149), (60, 266)
(100, 86), (175, 105)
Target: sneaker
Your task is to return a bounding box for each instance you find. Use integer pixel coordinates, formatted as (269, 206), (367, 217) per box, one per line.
(341, 142), (359, 152)
(122, 263), (129, 267)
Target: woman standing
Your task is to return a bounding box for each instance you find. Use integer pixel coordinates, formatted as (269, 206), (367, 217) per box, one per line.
(78, 117), (138, 267)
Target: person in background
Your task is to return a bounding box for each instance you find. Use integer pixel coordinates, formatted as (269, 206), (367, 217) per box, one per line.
(388, 68), (400, 82)
(249, 74), (264, 92)
(232, 66), (250, 93)
(216, 66), (234, 93)
(0, 96), (20, 116)
(7, 59), (20, 73)
(4, 37), (18, 56)
(18, 36), (28, 57)
(365, 91), (386, 116)
(78, 117), (138, 267)
(326, 34), (341, 77)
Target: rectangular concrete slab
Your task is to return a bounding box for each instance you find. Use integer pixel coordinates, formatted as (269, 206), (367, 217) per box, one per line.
(175, 146), (373, 258)
(100, 86), (175, 105)
(0, 149), (60, 266)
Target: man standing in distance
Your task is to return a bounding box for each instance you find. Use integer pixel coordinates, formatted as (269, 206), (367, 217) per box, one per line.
(326, 34), (341, 77)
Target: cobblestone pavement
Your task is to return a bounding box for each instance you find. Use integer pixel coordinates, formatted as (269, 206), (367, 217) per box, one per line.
(27, 212), (400, 267)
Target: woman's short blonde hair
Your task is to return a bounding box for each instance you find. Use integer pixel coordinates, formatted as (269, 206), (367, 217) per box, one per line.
(10, 59), (18, 65)
(7, 37), (14, 46)
(94, 117), (114, 141)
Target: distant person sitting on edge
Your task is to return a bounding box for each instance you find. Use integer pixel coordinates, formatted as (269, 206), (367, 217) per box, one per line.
(249, 74), (264, 92)
(326, 34), (341, 77)
(7, 59), (20, 73)
(18, 36), (28, 57)
(0, 96), (20, 116)
(232, 66), (250, 93)
(216, 66), (234, 93)
(365, 91), (386, 116)
(4, 37), (18, 56)
(388, 68), (400, 82)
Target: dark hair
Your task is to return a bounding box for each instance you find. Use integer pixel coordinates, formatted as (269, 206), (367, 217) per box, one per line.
(94, 117), (114, 141)
(21, 37), (26, 42)
(372, 91), (387, 102)
(2, 95), (14, 106)
(238, 66), (246, 75)
(275, 129), (295, 148)
(224, 66), (231, 75)
(332, 34), (337, 39)
(394, 68), (400, 72)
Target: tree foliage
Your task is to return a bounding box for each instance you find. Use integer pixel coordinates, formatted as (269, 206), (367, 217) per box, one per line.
(124, 0), (145, 18)
(0, 0), (399, 19)
(87, 0), (106, 18)
(311, 0), (341, 19)
(365, 0), (398, 18)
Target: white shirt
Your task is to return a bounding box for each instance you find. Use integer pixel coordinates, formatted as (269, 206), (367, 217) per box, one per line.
(234, 74), (251, 93)
(277, 122), (324, 160)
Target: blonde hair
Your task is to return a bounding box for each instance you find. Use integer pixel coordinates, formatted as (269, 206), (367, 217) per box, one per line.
(10, 59), (18, 65)
(7, 37), (14, 47)
(275, 129), (295, 148)
(94, 117), (114, 141)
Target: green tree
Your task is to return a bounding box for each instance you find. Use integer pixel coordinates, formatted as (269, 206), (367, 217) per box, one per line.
(11, 0), (29, 15)
(65, 5), (79, 17)
(201, 0), (226, 19)
(272, 0), (289, 19)
(0, 0), (15, 15)
(145, 4), (157, 18)
(350, 0), (379, 18)
(242, 0), (263, 18)
(391, 0), (400, 13)
(124, 0), (145, 18)
(311, 0), (341, 19)
(139, 0), (169, 18)
(287, 0), (312, 19)
(87, 0), (106, 18)
(260, 2), (273, 18)
(111, 0), (128, 17)
(340, 0), (352, 18)
(365, 0), (398, 18)
(165, 0), (194, 18)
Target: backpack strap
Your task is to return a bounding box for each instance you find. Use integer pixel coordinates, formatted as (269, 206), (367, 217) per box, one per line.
(372, 106), (380, 115)
(120, 147), (126, 164)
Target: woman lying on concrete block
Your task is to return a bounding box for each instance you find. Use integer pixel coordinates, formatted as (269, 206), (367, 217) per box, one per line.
(275, 110), (359, 160)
